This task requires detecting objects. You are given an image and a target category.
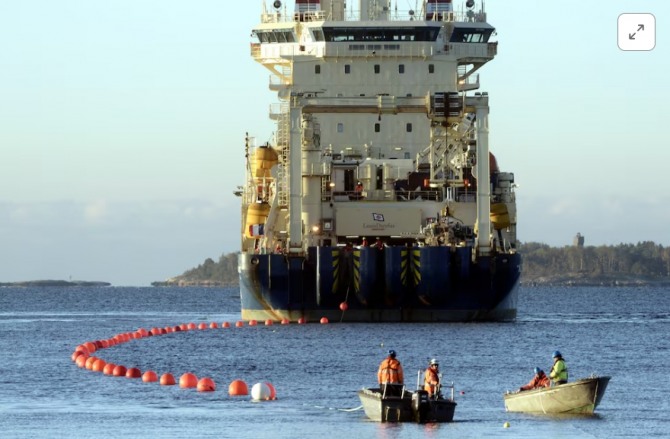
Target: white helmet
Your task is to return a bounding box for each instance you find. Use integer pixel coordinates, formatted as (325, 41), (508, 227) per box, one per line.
(430, 358), (439, 366)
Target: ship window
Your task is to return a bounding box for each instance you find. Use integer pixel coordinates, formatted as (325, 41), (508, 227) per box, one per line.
(337, 123), (344, 133)
(429, 64), (435, 74)
(449, 28), (493, 43)
(322, 26), (440, 42)
(315, 65), (321, 74)
(345, 64), (351, 74)
(406, 123), (412, 132)
(313, 29), (325, 41)
(399, 64), (405, 74)
(374, 64), (380, 74)
(375, 123), (381, 132)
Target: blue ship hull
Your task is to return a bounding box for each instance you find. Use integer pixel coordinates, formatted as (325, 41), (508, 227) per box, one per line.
(238, 247), (520, 322)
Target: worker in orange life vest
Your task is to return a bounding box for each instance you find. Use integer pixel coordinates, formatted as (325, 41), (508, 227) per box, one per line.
(424, 358), (441, 397)
(377, 350), (404, 384)
(519, 367), (550, 391)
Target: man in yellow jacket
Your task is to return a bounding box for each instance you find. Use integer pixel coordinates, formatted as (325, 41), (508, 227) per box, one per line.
(378, 350), (404, 384)
(549, 350), (568, 385)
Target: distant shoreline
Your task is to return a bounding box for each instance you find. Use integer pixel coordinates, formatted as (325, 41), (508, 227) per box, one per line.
(0, 280), (111, 287)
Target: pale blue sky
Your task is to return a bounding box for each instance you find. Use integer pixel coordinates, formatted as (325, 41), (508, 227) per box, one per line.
(1, 1), (668, 285)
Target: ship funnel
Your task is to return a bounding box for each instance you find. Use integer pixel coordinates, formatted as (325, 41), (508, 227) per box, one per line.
(425, 0), (452, 21)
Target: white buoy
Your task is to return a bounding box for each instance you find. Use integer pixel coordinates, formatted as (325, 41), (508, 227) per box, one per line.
(251, 382), (271, 401)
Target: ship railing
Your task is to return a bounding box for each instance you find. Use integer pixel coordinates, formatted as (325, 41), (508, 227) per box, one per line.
(259, 9), (485, 24)
(323, 189), (442, 202)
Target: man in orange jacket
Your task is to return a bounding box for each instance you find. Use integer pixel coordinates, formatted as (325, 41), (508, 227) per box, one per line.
(519, 367), (551, 391)
(378, 350), (404, 384)
(423, 358), (441, 397)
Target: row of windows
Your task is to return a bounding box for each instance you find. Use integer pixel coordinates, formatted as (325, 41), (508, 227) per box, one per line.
(319, 27), (441, 42)
(315, 64), (436, 74)
(336, 123), (414, 133)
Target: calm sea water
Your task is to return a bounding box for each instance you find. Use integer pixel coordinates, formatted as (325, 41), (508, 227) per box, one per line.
(0, 286), (668, 438)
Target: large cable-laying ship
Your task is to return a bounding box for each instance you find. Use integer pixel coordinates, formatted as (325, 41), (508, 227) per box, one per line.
(235, 0), (521, 322)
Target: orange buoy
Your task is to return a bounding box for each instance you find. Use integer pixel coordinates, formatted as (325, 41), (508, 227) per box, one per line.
(197, 377), (216, 392)
(165, 326), (174, 333)
(72, 349), (88, 362)
(131, 332), (141, 339)
(198, 322), (208, 330)
(160, 373), (176, 386)
(179, 372), (198, 388)
(84, 342), (96, 353)
(209, 322), (218, 329)
(142, 370), (158, 382)
(100, 339), (109, 349)
(85, 356), (98, 370)
(92, 359), (107, 372)
(112, 365), (128, 377)
(126, 367), (142, 379)
(228, 379), (248, 396)
(235, 321), (244, 328)
(298, 317), (306, 324)
(137, 328), (149, 337)
(173, 325), (182, 332)
(339, 302), (348, 311)
(75, 355), (89, 368)
(265, 319), (273, 326)
(103, 363), (116, 375)
(179, 323), (188, 331)
(93, 340), (103, 350)
(266, 382), (277, 400)
(187, 322), (196, 330)
(320, 317), (329, 324)
(281, 318), (290, 325)
(222, 322), (231, 328)
(249, 320), (258, 326)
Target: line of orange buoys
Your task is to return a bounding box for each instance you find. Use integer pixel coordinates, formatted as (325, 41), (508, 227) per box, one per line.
(69, 317), (333, 400)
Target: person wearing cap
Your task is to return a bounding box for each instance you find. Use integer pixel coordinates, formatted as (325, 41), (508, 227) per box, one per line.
(549, 350), (568, 385)
(423, 358), (441, 397)
(519, 367), (550, 391)
(377, 350), (404, 385)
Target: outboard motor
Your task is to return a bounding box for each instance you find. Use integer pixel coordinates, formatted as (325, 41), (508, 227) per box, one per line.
(411, 390), (431, 422)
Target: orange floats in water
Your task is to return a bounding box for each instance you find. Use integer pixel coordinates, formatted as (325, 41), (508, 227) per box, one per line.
(222, 322), (231, 328)
(197, 377), (216, 392)
(84, 342), (96, 353)
(339, 302), (348, 311)
(235, 321), (244, 328)
(112, 365), (128, 377)
(187, 322), (197, 330)
(85, 356), (98, 370)
(266, 382), (277, 400)
(75, 355), (89, 368)
(265, 319), (273, 326)
(137, 328), (149, 337)
(209, 322), (218, 329)
(320, 317), (329, 324)
(248, 320), (258, 326)
(103, 363), (116, 375)
(142, 370), (158, 382)
(179, 372), (198, 388)
(126, 367), (142, 379)
(228, 380), (248, 396)
(160, 373), (176, 386)
(164, 326), (174, 333)
(179, 323), (188, 331)
(72, 349), (88, 362)
(281, 318), (290, 325)
(92, 359), (107, 372)
(298, 317), (306, 325)
(197, 322), (207, 330)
